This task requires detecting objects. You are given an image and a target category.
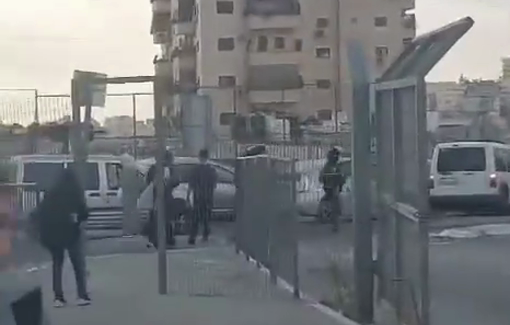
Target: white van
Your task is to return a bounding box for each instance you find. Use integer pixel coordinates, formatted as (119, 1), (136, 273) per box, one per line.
(12, 155), (124, 229)
(429, 141), (510, 211)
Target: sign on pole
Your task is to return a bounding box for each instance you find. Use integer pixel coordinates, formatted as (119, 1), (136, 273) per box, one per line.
(73, 70), (107, 107)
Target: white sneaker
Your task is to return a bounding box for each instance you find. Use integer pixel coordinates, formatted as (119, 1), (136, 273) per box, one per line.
(53, 299), (66, 308)
(76, 298), (91, 306)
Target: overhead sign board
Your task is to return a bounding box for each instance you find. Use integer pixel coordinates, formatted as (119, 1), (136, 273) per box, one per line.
(73, 70), (107, 107)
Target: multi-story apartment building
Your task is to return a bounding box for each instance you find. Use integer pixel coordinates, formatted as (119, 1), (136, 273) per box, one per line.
(150, 0), (416, 135)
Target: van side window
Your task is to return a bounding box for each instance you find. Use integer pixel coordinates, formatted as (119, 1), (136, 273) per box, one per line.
(68, 162), (100, 191)
(23, 162), (65, 191)
(495, 149), (508, 172)
(106, 163), (122, 190)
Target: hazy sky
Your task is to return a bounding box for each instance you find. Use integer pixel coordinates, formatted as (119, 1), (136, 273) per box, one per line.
(0, 0), (508, 95)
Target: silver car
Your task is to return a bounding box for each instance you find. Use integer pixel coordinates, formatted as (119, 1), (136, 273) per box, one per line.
(137, 157), (353, 220)
(137, 157), (236, 220)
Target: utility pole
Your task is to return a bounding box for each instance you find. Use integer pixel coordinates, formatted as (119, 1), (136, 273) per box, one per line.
(347, 39), (374, 324)
(332, 0), (341, 132)
(153, 76), (168, 295)
(132, 94), (138, 159)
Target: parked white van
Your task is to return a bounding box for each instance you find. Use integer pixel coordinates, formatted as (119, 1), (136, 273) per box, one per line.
(429, 141), (510, 211)
(12, 155), (124, 229)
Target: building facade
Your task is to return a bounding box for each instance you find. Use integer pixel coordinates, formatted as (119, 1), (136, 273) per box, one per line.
(503, 57), (510, 83)
(151, 0), (416, 135)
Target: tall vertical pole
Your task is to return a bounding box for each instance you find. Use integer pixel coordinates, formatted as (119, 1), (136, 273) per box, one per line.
(34, 90), (39, 124)
(153, 76), (168, 295)
(332, 0), (341, 132)
(132, 94), (138, 159)
(347, 40), (374, 324)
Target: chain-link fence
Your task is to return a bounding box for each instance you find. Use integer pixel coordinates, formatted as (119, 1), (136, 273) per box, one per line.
(234, 155), (299, 298)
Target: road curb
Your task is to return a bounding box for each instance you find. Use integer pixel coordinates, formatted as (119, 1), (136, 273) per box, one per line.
(242, 254), (361, 325)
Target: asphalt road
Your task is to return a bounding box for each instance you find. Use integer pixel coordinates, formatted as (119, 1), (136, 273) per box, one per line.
(286, 215), (510, 325)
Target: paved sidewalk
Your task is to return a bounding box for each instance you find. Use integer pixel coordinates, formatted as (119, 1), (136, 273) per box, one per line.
(39, 245), (352, 325)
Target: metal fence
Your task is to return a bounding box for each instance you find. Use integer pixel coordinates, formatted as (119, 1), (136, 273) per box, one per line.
(234, 155), (299, 298)
(373, 17), (474, 325)
(0, 183), (43, 271)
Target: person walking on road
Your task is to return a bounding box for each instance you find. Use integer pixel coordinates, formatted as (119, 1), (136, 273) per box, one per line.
(319, 147), (346, 233)
(187, 149), (217, 245)
(34, 167), (91, 307)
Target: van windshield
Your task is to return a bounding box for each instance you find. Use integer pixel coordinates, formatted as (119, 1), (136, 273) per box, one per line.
(437, 147), (486, 172)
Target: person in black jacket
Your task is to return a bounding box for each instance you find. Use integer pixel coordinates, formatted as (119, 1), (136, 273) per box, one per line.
(35, 167), (90, 307)
(187, 149), (217, 245)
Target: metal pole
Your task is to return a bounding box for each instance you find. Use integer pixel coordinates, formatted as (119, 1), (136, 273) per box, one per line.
(347, 40), (374, 323)
(332, 0), (341, 133)
(153, 76), (168, 295)
(132, 94), (138, 159)
(34, 90), (39, 124)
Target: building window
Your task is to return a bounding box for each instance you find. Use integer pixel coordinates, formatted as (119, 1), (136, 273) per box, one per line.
(375, 46), (389, 66)
(218, 75), (236, 87)
(218, 37), (235, 51)
(257, 36), (268, 52)
(374, 16), (388, 27)
(294, 39), (303, 51)
(316, 79), (331, 89)
(316, 18), (329, 28)
(274, 37), (285, 50)
(220, 112), (236, 126)
(403, 37), (413, 46)
(216, 1), (234, 14)
(315, 47), (331, 58)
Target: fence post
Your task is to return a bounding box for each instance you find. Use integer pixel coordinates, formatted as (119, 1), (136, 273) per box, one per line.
(291, 158), (300, 299)
(132, 94), (138, 159)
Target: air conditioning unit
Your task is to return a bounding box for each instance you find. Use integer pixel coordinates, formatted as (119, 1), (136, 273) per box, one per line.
(314, 29), (325, 39)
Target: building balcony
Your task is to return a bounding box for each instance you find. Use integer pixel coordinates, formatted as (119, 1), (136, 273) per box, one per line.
(249, 51), (300, 65)
(248, 64), (303, 90)
(171, 41), (196, 59)
(249, 89), (301, 103)
(151, 0), (172, 13)
(245, 0), (301, 16)
(247, 15), (301, 30)
(154, 58), (172, 76)
(402, 13), (416, 30)
(173, 20), (195, 35)
(173, 55), (196, 71)
(152, 32), (171, 44)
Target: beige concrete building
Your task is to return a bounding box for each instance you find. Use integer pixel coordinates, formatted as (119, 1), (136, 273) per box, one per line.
(151, 0), (416, 134)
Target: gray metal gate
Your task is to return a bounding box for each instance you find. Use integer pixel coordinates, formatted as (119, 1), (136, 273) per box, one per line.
(372, 17), (474, 325)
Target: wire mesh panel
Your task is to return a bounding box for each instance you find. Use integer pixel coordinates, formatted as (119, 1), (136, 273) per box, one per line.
(374, 79), (430, 325)
(234, 155), (299, 297)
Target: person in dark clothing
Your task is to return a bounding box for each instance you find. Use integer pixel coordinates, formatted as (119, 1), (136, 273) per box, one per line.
(187, 149), (217, 245)
(319, 147), (346, 232)
(143, 150), (180, 247)
(34, 167), (90, 307)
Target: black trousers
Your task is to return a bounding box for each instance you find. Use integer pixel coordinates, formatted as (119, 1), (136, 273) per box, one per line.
(321, 188), (341, 230)
(146, 209), (175, 247)
(189, 199), (212, 241)
(50, 239), (88, 300)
